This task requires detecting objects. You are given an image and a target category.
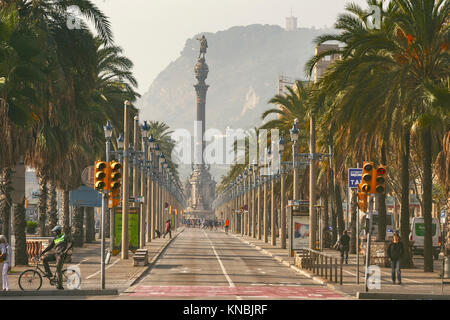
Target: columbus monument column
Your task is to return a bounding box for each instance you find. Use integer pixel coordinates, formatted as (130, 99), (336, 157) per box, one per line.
(185, 35), (216, 220)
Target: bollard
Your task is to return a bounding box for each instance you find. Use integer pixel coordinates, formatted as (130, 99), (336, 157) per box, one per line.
(330, 257), (333, 281)
(335, 258), (338, 283)
(340, 258), (343, 285)
(308, 251), (312, 270)
(313, 253), (317, 274)
(325, 256), (328, 279)
(320, 255), (323, 277)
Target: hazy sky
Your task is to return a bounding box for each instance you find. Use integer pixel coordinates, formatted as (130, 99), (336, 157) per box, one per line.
(92, 0), (368, 95)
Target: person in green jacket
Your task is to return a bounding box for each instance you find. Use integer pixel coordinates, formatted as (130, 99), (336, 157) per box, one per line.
(40, 226), (72, 289)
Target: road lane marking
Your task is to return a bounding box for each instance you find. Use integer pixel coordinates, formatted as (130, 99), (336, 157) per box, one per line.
(73, 257), (90, 268)
(203, 231), (235, 288)
(86, 257), (121, 279)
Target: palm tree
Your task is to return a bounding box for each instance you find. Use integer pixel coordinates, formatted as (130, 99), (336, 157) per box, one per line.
(47, 179), (58, 231)
(0, 4), (46, 247)
(305, 0), (449, 271)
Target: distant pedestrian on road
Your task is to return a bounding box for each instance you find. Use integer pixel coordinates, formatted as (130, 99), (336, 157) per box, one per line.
(225, 219), (230, 235)
(388, 232), (404, 284)
(0, 235), (11, 291)
(163, 220), (172, 239)
(339, 230), (350, 265)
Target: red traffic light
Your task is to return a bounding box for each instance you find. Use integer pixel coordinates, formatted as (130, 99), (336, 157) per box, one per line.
(377, 167), (386, 175)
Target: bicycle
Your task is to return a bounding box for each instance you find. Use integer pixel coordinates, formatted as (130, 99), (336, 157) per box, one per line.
(18, 256), (81, 291)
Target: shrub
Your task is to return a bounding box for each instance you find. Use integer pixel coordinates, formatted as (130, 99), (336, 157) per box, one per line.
(26, 221), (38, 234)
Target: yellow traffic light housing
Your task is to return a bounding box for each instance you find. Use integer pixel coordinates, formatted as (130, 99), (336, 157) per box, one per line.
(94, 161), (108, 191)
(361, 161), (374, 193)
(375, 164), (386, 194)
(109, 160), (122, 191)
(357, 183), (368, 212)
(108, 188), (120, 208)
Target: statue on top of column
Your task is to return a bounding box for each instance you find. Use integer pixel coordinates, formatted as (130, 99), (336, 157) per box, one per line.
(197, 35), (208, 59)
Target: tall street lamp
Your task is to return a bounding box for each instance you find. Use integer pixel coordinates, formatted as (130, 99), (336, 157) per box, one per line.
(290, 119), (299, 201)
(121, 101), (130, 260)
(147, 134), (156, 241)
(103, 121), (113, 252)
(279, 136), (287, 249)
(252, 160), (258, 238)
(139, 121), (150, 248)
(100, 120), (113, 289)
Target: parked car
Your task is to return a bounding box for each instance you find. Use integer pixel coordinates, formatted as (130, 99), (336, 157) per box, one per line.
(409, 217), (441, 259)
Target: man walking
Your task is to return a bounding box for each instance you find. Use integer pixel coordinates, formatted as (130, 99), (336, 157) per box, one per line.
(339, 230), (350, 264)
(388, 232), (404, 284)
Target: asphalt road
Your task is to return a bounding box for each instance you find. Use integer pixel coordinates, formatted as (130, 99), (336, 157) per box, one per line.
(117, 228), (348, 300)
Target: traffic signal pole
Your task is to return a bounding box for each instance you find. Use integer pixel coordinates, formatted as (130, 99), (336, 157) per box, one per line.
(106, 136), (113, 253)
(101, 190), (107, 289)
(364, 196), (374, 292)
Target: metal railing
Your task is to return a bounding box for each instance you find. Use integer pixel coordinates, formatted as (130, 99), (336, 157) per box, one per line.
(297, 248), (343, 285)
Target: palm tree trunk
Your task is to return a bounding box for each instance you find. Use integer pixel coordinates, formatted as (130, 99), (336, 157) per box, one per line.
(85, 207), (95, 243)
(47, 181), (58, 231)
(72, 206), (84, 247)
(322, 192), (330, 248)
(400, 128), (413, 268)
(37, 170), (48, 236)
(13, 198), (28, 265)
(0, 168), (12, 240)
(330, 166), (337, 244)
(335, 182), (345, 236)
(422, 127), (433, 272)
(331, 207), (337, 244)
(61, 188), (71, 237)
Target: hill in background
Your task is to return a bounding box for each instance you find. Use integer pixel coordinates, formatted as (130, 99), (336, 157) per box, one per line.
(137, 24), (334, 180)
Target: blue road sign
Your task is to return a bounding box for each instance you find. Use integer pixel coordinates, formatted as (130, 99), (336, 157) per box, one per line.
(348, 168), (363, 189)
(70, 185), (102, 207)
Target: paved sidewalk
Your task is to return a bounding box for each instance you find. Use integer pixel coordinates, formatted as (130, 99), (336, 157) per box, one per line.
(231, 231), (450, 299)
(1, 227), (184, 295)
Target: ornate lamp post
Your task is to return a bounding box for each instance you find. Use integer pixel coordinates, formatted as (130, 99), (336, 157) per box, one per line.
(290, 119), (299, 201)
(147, 134), (156, 241)
(100, 120), (113, 288)
(158, 153), (165, 232)
(252, 160), (258, 238)
(279, 136), (287, 249)
(139, 121), (150, 248)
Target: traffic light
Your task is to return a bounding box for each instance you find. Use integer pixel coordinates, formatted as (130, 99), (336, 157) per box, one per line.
(375, 164), (386, 193)
(361, 161), (375, 193)
(109, 160), (122, 191)
(357, 184), (368, 212)
(94, 161), (108, 191)
(108, 188), (120, 208)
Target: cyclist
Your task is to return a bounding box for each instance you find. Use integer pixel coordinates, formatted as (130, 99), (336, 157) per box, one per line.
(40, 225), (72, 290)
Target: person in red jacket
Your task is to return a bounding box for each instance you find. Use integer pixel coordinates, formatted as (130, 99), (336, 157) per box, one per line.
(225, 219), (230, 234)
(163, 220), (172, 239)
